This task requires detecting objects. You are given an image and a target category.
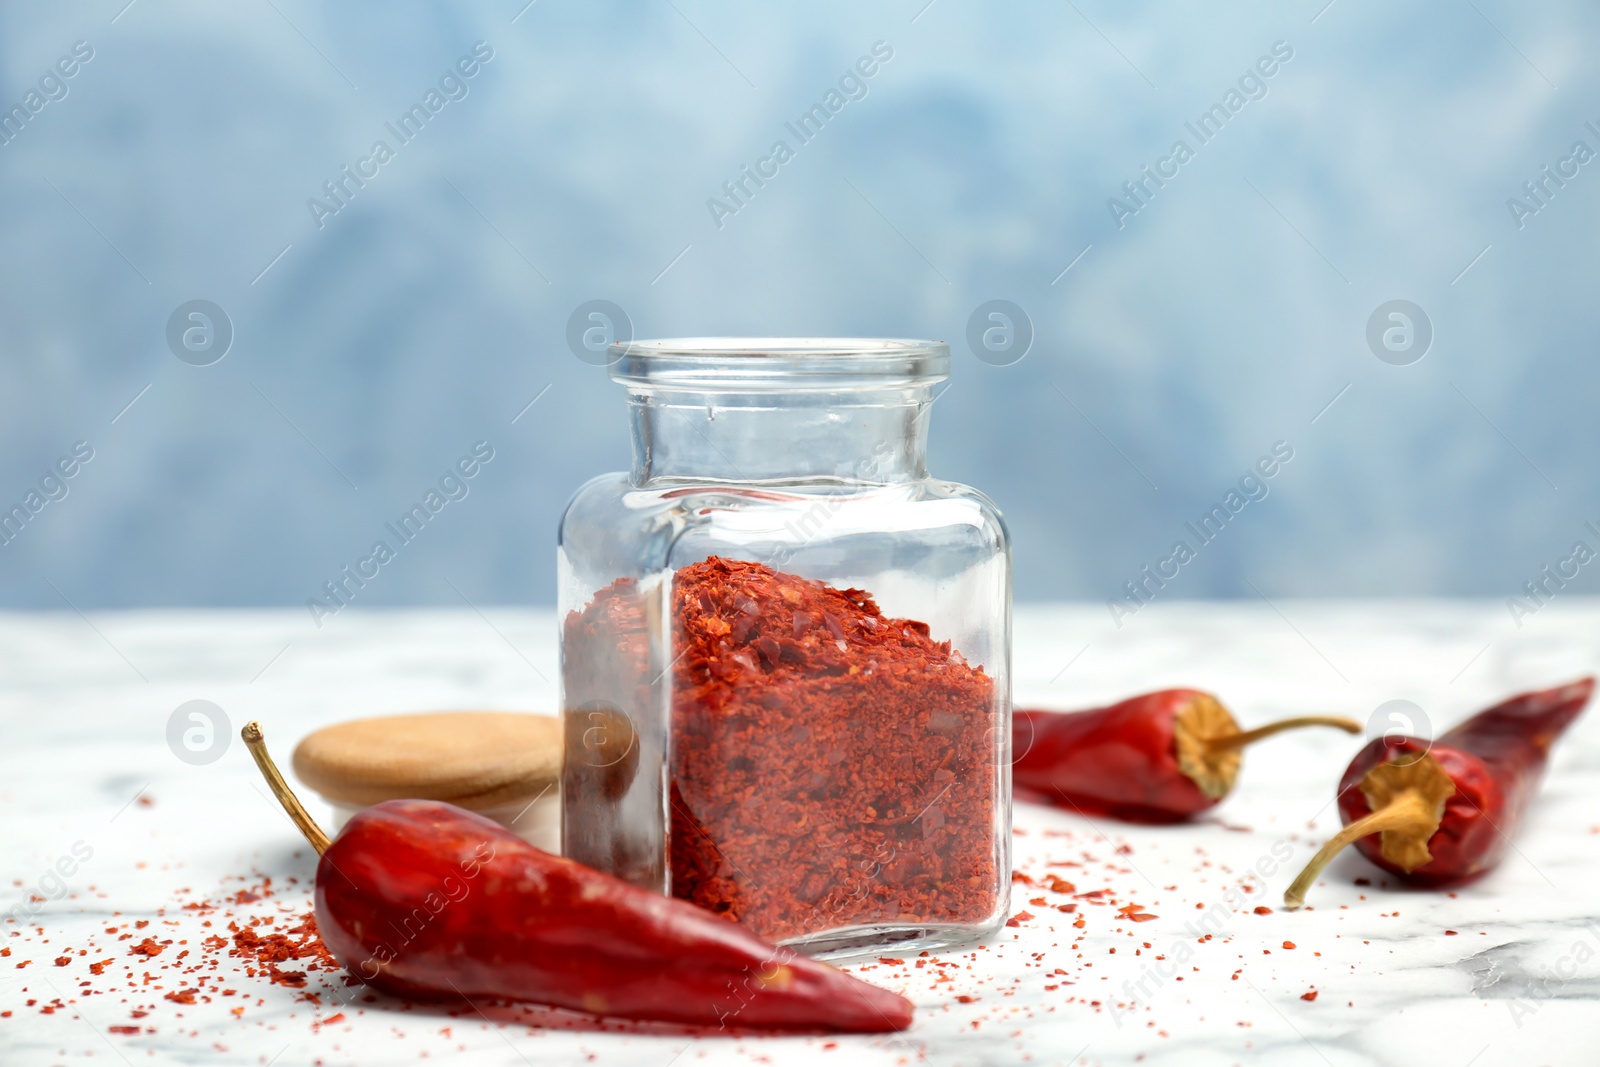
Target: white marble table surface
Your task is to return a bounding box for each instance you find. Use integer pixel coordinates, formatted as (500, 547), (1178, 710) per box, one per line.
(3, 599), (1600, 1067)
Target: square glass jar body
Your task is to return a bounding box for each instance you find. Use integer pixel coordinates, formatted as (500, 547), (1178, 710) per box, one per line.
(558, 339), (1011, 958)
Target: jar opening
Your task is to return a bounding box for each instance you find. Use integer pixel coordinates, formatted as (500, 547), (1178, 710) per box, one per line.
(609, 337), (949, 392)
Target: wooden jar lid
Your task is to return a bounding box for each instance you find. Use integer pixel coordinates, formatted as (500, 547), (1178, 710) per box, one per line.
(292, 711), (561, 811)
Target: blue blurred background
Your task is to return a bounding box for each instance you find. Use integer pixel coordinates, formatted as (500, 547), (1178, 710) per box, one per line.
(2, 0), (1596, 613)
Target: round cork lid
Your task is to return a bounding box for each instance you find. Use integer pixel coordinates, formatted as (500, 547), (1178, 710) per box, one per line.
(292, 712), (561, 810)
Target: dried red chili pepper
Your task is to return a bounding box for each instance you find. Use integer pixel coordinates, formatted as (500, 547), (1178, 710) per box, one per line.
(1013, 689), (1362, 823)
(1285, 677), (1594, 908)
(240, 722), (913, 1032)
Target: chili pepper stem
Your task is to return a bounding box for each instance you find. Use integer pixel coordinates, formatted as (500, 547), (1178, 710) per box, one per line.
(1283, 790), (1435, 910)
(1204, 715), (1363, 752)
(241, 721), (332, 856)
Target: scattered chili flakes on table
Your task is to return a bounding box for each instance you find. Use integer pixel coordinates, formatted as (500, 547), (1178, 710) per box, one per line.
(0, 872), (368, 1055)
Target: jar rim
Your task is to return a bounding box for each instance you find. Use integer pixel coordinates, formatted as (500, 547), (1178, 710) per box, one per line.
(608, 337), (950, 390)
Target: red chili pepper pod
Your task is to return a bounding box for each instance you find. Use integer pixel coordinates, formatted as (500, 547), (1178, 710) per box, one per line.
(1014, 689), (1362, 823)
(1285, 677), (1594, 908)
(242, 724), (913, 1033)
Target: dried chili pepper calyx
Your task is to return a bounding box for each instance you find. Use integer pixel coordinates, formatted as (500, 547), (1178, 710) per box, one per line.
(1359, 754), (1458, 871)
(1283, 678), (1594, 910)
(1170, 695), (1243, 801)
(1282, 754), (1455, 909)
(240, 721), (914, 1032)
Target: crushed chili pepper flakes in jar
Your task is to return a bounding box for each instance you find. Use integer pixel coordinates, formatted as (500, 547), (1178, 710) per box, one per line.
(661, 556), (1002, 942)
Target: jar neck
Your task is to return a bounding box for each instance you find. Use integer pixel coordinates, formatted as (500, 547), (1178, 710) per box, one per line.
(627, 386), (934, 485)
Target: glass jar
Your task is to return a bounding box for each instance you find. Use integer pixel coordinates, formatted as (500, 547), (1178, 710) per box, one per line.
(559, 337), (1011, 958)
